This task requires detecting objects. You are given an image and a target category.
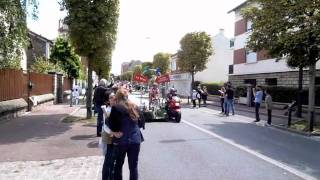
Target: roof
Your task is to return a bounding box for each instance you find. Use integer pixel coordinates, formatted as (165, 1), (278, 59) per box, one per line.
(228, 1), (248, 13)
(28, 30), (54, 44)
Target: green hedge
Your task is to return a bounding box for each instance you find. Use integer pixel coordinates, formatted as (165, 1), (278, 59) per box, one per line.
(264, 86), (320, 106)
(201, 83), (223, 95)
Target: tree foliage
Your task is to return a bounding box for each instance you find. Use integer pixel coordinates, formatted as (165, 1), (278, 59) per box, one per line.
(61, 0), (119, 118)
(152, 52), (170, 74)
(133, 65), (142, 75)
(120, 71), (133, 81)
(177, 31), (213, 88)
(177, 32), (213, 73)
(141, 61), (153, 78)
(242, 0), (320, 68)
(242, 0), (320, 130)
(0, 0), (38, 69)
(50, 37), (81, 78)
(31, 56), (64, 74)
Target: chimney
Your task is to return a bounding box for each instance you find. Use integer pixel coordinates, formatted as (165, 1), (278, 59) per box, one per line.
(219, 28), (225, 35)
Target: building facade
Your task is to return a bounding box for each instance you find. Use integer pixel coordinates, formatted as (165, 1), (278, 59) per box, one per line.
(21, 30), (54, 71)
(168, 54), (192, 97)
(228, 1), (320, 88)
(121, 60), (143, 74)
(195, 29), (234, 83)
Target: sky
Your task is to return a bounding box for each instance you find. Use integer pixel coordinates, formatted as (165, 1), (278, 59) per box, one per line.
(27, 0), (246, 75)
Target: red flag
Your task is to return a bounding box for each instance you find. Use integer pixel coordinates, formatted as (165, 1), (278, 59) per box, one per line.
(155, 74), (170, 84)
(132, 73), (148, 83)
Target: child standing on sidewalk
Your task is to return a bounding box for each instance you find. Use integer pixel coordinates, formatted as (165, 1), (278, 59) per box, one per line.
(265, 89), (273, 125)
(191, 90), (198, 108)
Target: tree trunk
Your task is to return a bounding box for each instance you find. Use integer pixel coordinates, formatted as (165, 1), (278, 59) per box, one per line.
(191, 71), (195, 89)
(86, 58), (93, 119)
(296, 66), (303, 118)
(308, 63), (316, 132)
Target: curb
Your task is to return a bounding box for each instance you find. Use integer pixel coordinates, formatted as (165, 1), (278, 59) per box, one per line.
(271, 124), (320, 137)
(59, 106), (81, 122)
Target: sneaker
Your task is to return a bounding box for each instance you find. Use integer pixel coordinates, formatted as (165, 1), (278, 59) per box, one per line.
(253, 120), (260, 123)
(265, 123), (271, 127)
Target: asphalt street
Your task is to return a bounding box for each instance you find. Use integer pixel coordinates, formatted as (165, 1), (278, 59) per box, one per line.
(131, 93), (320, 180)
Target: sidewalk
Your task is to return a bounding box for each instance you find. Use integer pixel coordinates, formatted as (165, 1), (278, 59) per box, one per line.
(0, 103), (106, 180)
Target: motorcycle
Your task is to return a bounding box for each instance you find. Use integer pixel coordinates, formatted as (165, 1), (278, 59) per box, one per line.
(166, 95), (181, 123)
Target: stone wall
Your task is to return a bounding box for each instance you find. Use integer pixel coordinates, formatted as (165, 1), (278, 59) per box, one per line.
(229, 70), (320, 88)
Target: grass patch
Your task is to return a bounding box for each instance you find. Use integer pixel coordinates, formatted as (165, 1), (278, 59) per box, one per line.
(62, 115), (96, 125)
(290, 120), (320, 134)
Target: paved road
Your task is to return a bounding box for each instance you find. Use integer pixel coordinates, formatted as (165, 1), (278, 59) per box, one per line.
(131, 93), (320, 180)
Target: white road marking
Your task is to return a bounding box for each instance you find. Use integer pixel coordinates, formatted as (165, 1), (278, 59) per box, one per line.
(182, 119), (317, 180)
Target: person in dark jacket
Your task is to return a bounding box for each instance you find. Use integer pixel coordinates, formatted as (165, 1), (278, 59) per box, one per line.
(109, 88), (144, 180)
(93, 79), (108, 137)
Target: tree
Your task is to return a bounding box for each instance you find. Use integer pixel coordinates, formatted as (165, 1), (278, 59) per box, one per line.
(120, 71), (133, 81)
(141, 61), (153, 78)
(31, 57), (64, 74)
(0, 0), (38, 69)
(152, 52), (170, 74)
(50, 37), (81, 78)
(177, 32), (213, 90)
(133, 65), (142, 75)
(61, 0), (119, 118)
(242, 0), (320, 131)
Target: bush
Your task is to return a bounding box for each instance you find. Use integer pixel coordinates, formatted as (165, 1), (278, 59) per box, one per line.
(264, 86), (320, 106)
(201, 83), (223, 95)
(235, 86), (247, 97)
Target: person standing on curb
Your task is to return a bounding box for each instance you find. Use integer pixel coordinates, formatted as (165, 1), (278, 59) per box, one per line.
(191, 90), (198, 108)
(197, 87), (202, 108)
(93, 79), (108, 137)
(219, 86), (226, 114)
(101, 92), (117, 180)
(253, 86), (263, 122)
(109, 88), (144, 180)
(225, 85), (235, 116)
(265, 89), (273, 126)
(202, 86), (208, 107)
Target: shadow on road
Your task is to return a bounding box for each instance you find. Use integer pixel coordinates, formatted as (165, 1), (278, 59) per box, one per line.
(70, 134), (96, 140)
(202, 121), (320, 178)
(87, 141), (99, 148)
(0, 114), (72, 144)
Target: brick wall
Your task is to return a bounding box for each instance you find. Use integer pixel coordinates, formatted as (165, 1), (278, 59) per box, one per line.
(234, 19), (246, 36)
(234, 48), (246, 64)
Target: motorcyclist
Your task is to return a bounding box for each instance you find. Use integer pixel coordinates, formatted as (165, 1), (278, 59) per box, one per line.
(167, 87), (177, 100)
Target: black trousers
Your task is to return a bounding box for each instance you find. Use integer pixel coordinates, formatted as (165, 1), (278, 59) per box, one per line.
(192, 100), (196, 107)
(220, 98), (224, 112)
(198, 98), (201, 107)
(255, 102), (260, 121)
(113, 144), (141, 180)
(102, 144), (114, 180)
(267, 109), (272, 124)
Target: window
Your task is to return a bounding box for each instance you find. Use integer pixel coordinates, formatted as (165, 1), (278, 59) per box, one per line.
(246, 20), (253, 32)
(246, 50), (257, 63)
(244, 79), (256, 86)
(228, 65), (233, 74)
(316, 77), (320, 85)
(265, 78), (277, 86)
(230, 39), (234, 48)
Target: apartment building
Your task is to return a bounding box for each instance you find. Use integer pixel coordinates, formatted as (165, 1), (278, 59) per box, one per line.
(228, 1), (320, 88)
(195, 29), (234, 83)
